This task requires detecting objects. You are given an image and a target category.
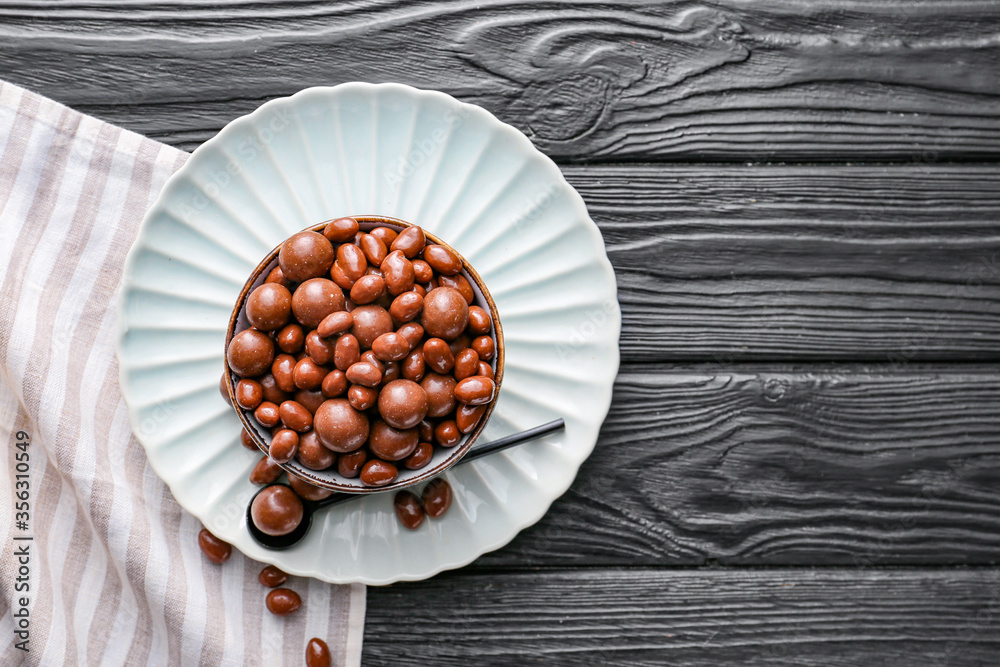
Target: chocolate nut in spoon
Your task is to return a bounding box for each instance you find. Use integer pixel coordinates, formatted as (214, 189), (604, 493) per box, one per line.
(246, 419), (565, 550)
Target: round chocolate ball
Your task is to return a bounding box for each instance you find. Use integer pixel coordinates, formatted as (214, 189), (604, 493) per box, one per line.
(246, 282), (292, 331)
(296, 429), (336, 470)
(377, 379), (429, 430)
(314, 398), (370, 453)
(227, 329), (275, 377)
(250, 485), (304, 537)
(368, 420), (419, 461)
(350, 305), (393, 349)
(291, 278), (345, 328)
(278, 231), (334, 282)
(421, 287), (469, 340)
(420, 372), (457, 418)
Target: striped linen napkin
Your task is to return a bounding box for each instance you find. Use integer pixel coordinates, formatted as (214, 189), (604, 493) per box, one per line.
(0, 80), (365, 666)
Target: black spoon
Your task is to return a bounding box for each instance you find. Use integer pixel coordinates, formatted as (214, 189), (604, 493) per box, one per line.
(246, 419), (565, 549)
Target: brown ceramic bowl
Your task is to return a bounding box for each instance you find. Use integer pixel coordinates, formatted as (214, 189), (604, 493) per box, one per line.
(224, 215), (504, 493)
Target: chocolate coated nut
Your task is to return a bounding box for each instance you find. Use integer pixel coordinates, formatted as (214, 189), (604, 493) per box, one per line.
(372, 332), (411, 362)
(422, 478), (453, 518)
(382, 361), (401, 384)
(321, 369), (348, 398)
(265, 587), (302, 615)
(295, 388), (325, 414)
(346, 361), (382, 388)
(393, 491), (425, 530)
(467, 306), (492, 335)
(438, 274), (474, 305)
(269, 428), (300, 463)
(198, 528), (232, 564)
(254, 402), (281, 428)
(259, 373), (290, 404)
(324, 217), (359, 243)
(292, 278), (345, 328)
(453, 348), (480, 381)
(369, 226), (398, 247)
(329, 261), (356, 290)
(454, 376), (496, 405)
(293, 357), (327, 391)
(420, 373), (457, 418)
(422, 338), (455, 374)
(448, 333), (471, 358)
(227, 329), (275, 377)
(377, 379), (429, 430)
(404, 441), (434, 470)
(435, 420), (461, 447)
(306, 637), (332, 667)
(471, 335), (496, 361)
(390, 226), (426, 258)
(276, 323), (305, 354)
(279, 400), (313, 432)
(348, 385), (378, 410)
(350, 274), (386, 305)
(359, 233), (388, 265)
(337, 449), (367, 478)
(421, 287), (469, 340)
(279, 231), (334, 282)
(272, 354), (297, 392)
(288, 473), (334, 501)
(306, 330), (337, 366)
(418, 419), (435, 443)
(456, 403), (487, 434)
(389, 291), (423, 323)
(381, 250), (415, 296)
(249, 455), (282, 485)
(360, 350), (384, 374)
(350, 305), (393, 349)
(220, 373), (233, 407)
(334, 333), (361, 371)
(402, 348), (426, 382)
(360, 459), (398, 487)
(246, 283), (292, 331)
(317, 310), (354, 338)
(423, 244), (462, 275)
(411, 259), (433, 284)
(368, 420), (419, 461)
(396, 322), (425, 348)
(235, 379), (263, 410)
(258, 564), (289, 588)
(314, 398), (369, 453)
(265, 265), (294, 289)
(240, 428), (259, 451)
(296, 430), (336, 470)
(477, 361), (495, 381)
(336, 242), (368, 281)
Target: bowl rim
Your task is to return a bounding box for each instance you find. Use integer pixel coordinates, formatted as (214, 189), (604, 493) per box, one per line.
(225, 214), (505, 493)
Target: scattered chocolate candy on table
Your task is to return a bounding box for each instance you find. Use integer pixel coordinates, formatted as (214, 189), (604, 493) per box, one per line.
(197, 528), (232, 564)
(225, 218), (499, 487)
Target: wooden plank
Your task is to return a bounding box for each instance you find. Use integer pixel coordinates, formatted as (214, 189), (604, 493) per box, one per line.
(364, 568), (1000, 666)
(564, 164), (1000, 361)
(474, 366), (1000, 567)
(2, 1), (1000, 160)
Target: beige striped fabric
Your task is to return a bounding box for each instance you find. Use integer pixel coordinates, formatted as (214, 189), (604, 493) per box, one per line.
(0, 80), (365, 666)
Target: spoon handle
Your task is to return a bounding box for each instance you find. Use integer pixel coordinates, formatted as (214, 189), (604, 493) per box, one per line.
(313, 419), (565, 509)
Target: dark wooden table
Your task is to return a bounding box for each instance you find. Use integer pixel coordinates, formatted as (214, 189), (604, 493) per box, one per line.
(7, 1), (1000, 664)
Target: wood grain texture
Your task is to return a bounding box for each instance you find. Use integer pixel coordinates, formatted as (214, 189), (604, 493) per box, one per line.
(565, 163), (1000, 361)
(2, 1), (999, 159)
(473, 366), (1000, 567)
(364, 568), (1000, 666)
